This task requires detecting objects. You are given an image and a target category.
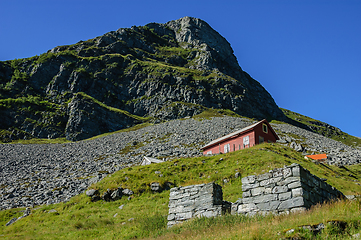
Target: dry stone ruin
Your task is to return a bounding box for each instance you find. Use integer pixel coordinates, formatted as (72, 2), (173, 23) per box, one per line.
(168, 163), (345, 227)
(167, 182), (231, 227)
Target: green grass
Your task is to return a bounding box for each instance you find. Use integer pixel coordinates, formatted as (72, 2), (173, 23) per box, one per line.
(0, 95), (57, 110)
(192, 108), (241, 120)
(155, 46), (193, 60)
(75, 92), (151, 122)
(281, 108), (361, 148)
(154, 199), (361, 240)
(1, 143), (361, 239)
(8, 137), (70, 145)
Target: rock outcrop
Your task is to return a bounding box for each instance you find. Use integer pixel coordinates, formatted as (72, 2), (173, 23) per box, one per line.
(0, 16), (285, 141)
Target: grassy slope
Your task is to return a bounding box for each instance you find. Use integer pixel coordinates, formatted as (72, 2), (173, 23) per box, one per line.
(1, 143), (361, 239)
(281, 108), (361, 148)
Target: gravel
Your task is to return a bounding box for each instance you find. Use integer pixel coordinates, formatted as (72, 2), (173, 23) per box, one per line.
(0, 116), (360, 210)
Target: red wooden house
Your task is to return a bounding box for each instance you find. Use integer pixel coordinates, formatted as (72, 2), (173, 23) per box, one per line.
(201, 119), (279, 155)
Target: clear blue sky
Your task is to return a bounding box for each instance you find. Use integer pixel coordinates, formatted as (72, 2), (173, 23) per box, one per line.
(1, 0), (360, 137)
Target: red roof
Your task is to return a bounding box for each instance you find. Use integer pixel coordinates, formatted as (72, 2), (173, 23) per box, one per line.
(306, 154), (327, 160)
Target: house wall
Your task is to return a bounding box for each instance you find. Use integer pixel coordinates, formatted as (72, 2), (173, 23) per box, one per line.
(203, 131), (255, 155)
(203, 121), (279, 155)
(254, 123), (278, 145)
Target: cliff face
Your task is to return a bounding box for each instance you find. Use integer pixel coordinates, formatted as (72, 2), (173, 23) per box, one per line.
(0, 17), (285, 141)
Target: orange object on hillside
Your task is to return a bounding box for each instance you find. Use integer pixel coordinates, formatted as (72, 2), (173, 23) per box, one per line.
(306, 154), (327, 160)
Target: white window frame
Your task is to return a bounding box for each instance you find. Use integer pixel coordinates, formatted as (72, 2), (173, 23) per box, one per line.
(262, 124), (268, 133)
(224, 144), (230, 153)
(243, 136), (249, 146)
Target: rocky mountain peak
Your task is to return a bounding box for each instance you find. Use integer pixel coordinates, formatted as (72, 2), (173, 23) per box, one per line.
(0, 17), (286, 142)
(166, 17), (239, 69)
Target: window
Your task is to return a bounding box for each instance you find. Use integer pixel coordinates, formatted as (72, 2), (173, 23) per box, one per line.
(259, 136), (264, 144)
(207, 150), (212, 155)
(224, 144), (230, 153)
(262, 124), (268, 133)
(243, 136), (249, 145)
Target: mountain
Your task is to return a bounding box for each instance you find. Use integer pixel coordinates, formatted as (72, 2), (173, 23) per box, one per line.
(0, 16), (286, 142)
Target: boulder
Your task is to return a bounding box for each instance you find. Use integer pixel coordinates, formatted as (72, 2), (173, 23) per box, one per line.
(150, 182), (163, 192)
(111, 188), (123, 201)
(101, 189), (113, 201)
(86, 189), (99, 197)
(122, 189), (134, 196)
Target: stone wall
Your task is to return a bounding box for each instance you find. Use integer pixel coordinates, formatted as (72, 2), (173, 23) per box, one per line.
(168, 164), (345, 227)
(233, 163), (345, 216)
(167, 182), (231, 227)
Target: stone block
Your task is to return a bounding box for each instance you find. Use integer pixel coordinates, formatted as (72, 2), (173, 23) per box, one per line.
(241, 196), (254, 204)
(277, 177), (301, 186)
(292, 166), (300, 177)
(292, 188), (304, 198)
(199, 207), (222, 218)
(196, 195), (214, 203)
(184, 184), (204, 190)
(167, 214), (175, 221)
(272, 168), (284, 178)
(242, 182), (260, 191)
(242, 190), (251, 198)
(278, 197), (305, 210)
(260, 177), (282, 187)
(169, 192), (190, 200)
(278, 192), (292, 201)
(174, 211), (193, 220)
(272, 185), (289, 194)
(231, 203), (240, 215)
(193, 202), (214, 211)
(168, 206), (181, 214)
(253, 194), (278, 204)
(251, 187), (266, 196)
(259, 179), (270, 187)
(264, 187), (273, 194)
(238, 203), (258, 214)
(288, 181), (302, 189)
(242, 175), (256, 184)
(257, 172), (272, 181)
(188, 190), (199, 196)
(256, 200), (281, 211)
(283, 168), (292, 178)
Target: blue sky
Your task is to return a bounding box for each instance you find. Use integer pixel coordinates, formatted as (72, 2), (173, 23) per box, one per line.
(1, 0), (360, 137)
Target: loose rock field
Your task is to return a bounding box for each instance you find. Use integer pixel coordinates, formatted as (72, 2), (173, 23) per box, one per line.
(0, 116), (360, 210)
